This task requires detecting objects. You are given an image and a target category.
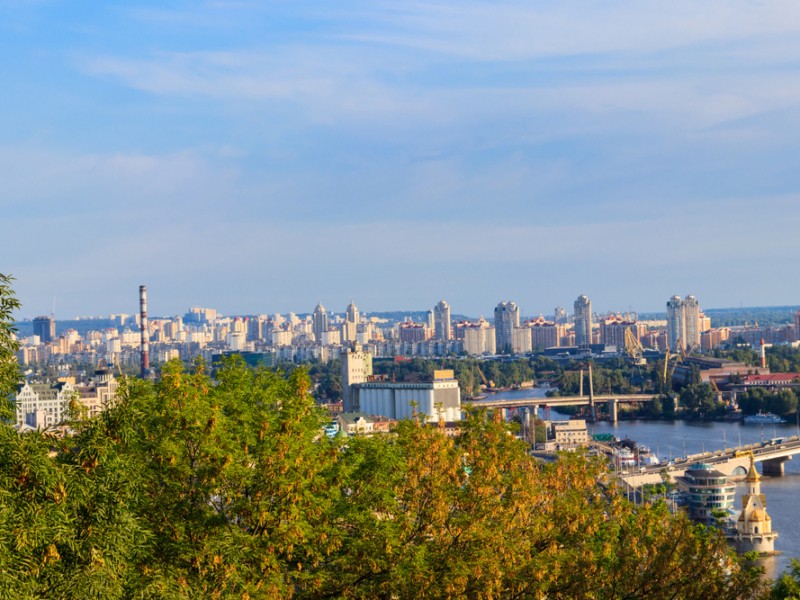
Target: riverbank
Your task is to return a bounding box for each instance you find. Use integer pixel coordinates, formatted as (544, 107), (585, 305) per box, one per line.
(566, 413), (800, 576)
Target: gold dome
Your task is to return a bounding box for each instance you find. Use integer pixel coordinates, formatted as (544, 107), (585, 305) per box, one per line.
(749, 508), (770, 522)
(745, 455), (761, 483)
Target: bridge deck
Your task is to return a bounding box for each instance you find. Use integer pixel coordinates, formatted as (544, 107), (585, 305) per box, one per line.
(470, 394), (656, 409)
(618, 435), (800, 486)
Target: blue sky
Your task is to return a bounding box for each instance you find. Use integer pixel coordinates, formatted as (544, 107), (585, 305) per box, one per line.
(5, 1), (800, 319)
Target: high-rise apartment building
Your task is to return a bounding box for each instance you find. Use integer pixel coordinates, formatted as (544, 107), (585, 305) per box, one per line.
(527, 316), (562, 350)
(459, 318), (496, 355)
(433, 300), (451, 341)
(683, 295), (701, 350)
(312, 303), (329, 343)
(341, 302), (361, 344)
(246, 316), (266, 342)
(511, 327), (532, 354)
(599, 315), (644, 350)
(184, 307), (217, 326)
(666, 295), (685, 350)
(494, 301), (520, 353)
(667, 295), (704, 351)
(573, 295), (592, 347)
(33, 316), (56, 343)
(398, 322), (428, 343)
(345, 302), (360, 325)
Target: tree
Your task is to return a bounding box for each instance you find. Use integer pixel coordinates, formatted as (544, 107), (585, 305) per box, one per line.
(0, 274), (20, 416)
(0, 277), (768, 598)
(680, 383), (720, 417)
(737, 388), (767, 415)
(770, 558), (800, 599)
(647, 395), (664, 418)
(766, 388), (798, 416)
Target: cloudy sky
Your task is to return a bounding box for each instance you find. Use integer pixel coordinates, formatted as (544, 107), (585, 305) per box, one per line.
(5, 1), (800, 319)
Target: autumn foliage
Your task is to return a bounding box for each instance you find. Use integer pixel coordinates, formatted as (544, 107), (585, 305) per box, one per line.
(0, 351), (769, 599)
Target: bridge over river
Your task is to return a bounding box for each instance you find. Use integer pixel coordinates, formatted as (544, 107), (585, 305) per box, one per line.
(619, 435), (800, 488)
(470, 393), (657, 423)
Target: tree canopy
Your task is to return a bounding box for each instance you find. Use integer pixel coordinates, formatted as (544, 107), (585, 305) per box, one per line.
(0, 355), (766, 598)
(0, 276), (772, 598)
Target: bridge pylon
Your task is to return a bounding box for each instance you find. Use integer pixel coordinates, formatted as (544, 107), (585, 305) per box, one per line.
(588, 364), (596, 423)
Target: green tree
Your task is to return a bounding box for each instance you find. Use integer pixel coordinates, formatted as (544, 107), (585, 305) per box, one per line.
(647, 395), (663, 418)
(765, 388), (798, 416)
(738, 388), (767, 415)
(0, 274), (20, 417)
(771, 558), (800, 599)
(680, 383), (720, 417)
(0, 277), (769, 598)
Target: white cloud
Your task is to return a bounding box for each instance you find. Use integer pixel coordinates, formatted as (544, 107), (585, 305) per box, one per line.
(348, 1), (800, 61)
(77, 0), (800, 137)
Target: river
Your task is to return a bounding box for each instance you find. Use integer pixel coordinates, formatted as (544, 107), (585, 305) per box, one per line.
(484, 388), (800, 579)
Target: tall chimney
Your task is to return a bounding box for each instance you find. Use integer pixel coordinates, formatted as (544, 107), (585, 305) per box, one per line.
(140, 285), (150, 378)
(760, 338), (767, 370)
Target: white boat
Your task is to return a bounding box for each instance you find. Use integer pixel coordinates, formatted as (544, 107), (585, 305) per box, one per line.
(614, 448), (636, 468)
(743, 412), (786, 425)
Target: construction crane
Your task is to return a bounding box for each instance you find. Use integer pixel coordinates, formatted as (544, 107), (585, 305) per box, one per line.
(475, 365), (494, 390)
(662, 348), (681, 390)
(624, 328), (646, 366)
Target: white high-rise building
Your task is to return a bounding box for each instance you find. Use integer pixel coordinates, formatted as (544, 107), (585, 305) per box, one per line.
(667, 296), (686, 351)
(345, 302), (360, 325)
(511, 327), (533, 354)
(573, 295), (592, 347)
(312, 303), (329, 343)
(494, 301), (520, 354)
(433, 300), (452, 341)
(271, 329), (293, 347)
(667, 294), (703, 351)
(226, 331), (248, 351)
(683, 295), (701, 350)
(462, 321), (496, 355)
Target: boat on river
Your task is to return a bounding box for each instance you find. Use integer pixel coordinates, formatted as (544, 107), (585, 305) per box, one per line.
(743, 412), (786, 425)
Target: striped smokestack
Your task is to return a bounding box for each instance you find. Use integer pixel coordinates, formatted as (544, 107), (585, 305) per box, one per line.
(140, 285), (150, 377)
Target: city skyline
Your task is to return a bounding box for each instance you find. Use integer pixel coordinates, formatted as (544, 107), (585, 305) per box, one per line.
(13, 289), (800, 324)
(5, 2), (800, 317)
(9, 289), (799, 323)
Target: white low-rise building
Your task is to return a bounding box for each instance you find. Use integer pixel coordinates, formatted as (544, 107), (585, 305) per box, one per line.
(14, 380), (75, 429)
(550, 419), (589, 450)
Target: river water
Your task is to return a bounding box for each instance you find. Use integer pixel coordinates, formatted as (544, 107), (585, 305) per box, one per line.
(484, 388), (800, 579)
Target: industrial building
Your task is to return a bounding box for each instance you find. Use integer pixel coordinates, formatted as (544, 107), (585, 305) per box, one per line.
(352, 369), (461, 423)
(341, 344), (374, 412)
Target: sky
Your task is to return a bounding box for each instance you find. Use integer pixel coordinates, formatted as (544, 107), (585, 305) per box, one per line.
(4, 1), (800, 320)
